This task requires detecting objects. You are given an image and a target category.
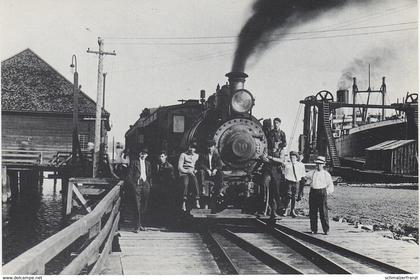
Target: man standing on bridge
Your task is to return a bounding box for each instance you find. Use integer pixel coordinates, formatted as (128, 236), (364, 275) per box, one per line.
(153, 151), (175, 217)
(282, 151), (306, 217)
(178, 142), (200, 211)
(262, 117), (287, 218)
(306, 156), (334, 235)
(127, 147), (152, 232)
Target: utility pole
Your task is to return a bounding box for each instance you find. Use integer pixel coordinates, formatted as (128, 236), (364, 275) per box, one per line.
(70, 55), (79, 164)
(101, 72), (107, 157)
(112, 137), (115, 163)
(87, 37), (116, 177)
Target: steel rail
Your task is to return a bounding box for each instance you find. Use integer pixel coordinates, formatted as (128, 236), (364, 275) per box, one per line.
(203, 231), (240, 274)
(217, 226), (304, 274)
(260, 220), (411, 274)
(255, 219), (351, 274)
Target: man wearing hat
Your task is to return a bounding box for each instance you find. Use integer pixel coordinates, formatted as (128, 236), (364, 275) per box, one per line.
(306, 156), (334, 235)
(127, 147), (152, 232)
(197, 139), (223, 200)
(282, 151), (306, 217)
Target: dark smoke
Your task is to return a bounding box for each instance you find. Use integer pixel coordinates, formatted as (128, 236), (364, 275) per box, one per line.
(338, 47), (397, 89)
(232, 0), (366, 72)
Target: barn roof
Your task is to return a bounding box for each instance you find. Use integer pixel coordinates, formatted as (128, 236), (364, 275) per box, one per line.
(1, 48), (109, 116)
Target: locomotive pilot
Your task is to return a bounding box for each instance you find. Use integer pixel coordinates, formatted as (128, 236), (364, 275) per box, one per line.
(178, 142), (200, 211)
(197, 140), (224, 202)
(127, 147), (152, 232)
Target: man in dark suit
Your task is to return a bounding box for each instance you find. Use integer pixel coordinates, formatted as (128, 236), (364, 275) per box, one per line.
(153, 150), (175, 214)
(127, 147), (152, 232)
(197, 140), (224, 199)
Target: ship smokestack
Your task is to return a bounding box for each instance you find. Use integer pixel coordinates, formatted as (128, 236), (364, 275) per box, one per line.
(336, 89), (349, 117)
(226, 72), (248, 92)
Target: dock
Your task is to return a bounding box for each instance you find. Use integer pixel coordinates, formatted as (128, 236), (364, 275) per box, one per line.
(100, 215), (418, 275)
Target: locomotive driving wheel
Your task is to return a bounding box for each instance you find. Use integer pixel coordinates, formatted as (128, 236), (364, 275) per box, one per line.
(315, 90), (334, 102)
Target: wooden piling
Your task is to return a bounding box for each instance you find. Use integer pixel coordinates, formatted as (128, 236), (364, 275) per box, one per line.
(2, 166), (11, 203)
(61, 177), (69, 215)
(7, 170), (19, 201)
(53, 171), (57, 193)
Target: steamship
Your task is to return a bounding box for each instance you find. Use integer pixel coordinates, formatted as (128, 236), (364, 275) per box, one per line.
(300, 75), (418, 182)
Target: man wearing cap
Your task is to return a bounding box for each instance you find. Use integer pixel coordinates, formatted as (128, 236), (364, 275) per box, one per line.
(127, 147), (152, 232)
(306, 156), (334, 235)
(178, 142), (200, 211)
(282, 151), (306, 217)
(268, 118), (287, 159)
(197, 139), (223, 199)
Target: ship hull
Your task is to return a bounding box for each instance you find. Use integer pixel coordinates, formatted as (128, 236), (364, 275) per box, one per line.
(335, 119), (409, 158)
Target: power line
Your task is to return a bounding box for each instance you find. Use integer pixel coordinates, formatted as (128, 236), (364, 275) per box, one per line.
(105, 21), (416, 41)
(319, 2), (416, 30)
(106, 27), (416, 46)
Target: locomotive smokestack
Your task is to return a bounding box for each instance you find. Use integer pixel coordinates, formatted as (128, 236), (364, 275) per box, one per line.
(226, 72), (248, 92)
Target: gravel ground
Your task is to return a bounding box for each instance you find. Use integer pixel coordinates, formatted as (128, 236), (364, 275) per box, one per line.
(295, 184), (418, 240)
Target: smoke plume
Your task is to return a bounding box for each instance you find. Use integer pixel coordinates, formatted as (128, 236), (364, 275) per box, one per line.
(337, 47), (397, 89)
(232, 0), (366, 72)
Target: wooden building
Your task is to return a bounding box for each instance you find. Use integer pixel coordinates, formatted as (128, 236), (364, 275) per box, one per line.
(1, 49), (110, 165)
(365, 140), (418, 175)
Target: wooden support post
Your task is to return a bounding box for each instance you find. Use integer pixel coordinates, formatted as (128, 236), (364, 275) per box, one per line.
(62, 177), (69, 214)
(2, 166), (11, 203)
(19, 170), (28, 198)
(8, 170), (19, 201)
(66, 180), (73, 216)
(37, 170), (43, 194)
(53, 171), (57, 193)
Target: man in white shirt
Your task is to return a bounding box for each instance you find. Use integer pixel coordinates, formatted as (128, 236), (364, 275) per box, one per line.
(282, 151), (306, 217)
(306, 156), (334, 235)
(178, 142), (200, 211)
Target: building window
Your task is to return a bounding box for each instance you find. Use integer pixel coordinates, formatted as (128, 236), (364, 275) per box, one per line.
(173, 115), (185, 133)
(79, 134), (89, 150)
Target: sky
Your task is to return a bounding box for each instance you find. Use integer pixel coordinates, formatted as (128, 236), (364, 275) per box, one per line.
(1, 0), (418, 150)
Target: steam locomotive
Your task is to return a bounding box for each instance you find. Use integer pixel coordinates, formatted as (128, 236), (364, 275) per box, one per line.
(125, 72), (269, 213)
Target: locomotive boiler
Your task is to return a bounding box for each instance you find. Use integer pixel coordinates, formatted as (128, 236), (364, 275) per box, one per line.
(125, 72), (269, 213)
(180, 72), (268, 212)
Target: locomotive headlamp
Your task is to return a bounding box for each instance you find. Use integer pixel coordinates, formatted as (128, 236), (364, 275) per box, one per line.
(231, 89), (254, 113)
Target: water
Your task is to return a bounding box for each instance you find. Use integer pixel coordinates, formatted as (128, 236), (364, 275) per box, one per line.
(2, 176), (66, 265)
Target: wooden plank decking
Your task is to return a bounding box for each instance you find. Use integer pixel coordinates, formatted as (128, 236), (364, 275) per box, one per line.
(101, 216), (418, 275)
(278, 216), (419, 274)
(101, 230), (220, 275)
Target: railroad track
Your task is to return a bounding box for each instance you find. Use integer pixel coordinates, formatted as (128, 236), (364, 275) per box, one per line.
(201, 219), (411, 275)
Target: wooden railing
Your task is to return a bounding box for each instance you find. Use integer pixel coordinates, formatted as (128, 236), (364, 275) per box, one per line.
(65, 177), (120, 216)
(2, 179), (123, 275)
(2, 149), (42, 166)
